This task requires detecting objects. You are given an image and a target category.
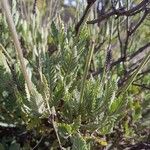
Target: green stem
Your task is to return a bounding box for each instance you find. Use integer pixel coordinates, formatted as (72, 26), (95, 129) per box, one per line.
(117, 50), (150, 97)
(79, 41), (95, 110)
(0, 43), (13, 64)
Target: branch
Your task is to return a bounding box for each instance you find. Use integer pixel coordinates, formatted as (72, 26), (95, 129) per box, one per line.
(129, 42), (150, 60)
(75, 0), (96, 35)
(128, 9), (149, 36)
(1, 0), (32, 92)
(133, 83), (150, 90)
(117, 50), (150, 96)
(87, 0), (149, 24)
(89, 42), (150, 78)
(138, 69), (150, 76)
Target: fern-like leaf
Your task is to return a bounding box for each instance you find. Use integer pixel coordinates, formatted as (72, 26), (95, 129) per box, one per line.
(24, 84), (46, 116)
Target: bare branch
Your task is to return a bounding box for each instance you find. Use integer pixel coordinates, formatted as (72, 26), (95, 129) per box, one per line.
(132, 83), (150, 90)
(129, 42), (150, 60)
(128, 9), (149, 36)
(87, 0), (149, 24)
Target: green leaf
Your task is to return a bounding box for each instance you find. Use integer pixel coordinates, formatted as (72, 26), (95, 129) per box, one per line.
(133, 101), (142, 121)
(109, 95), (127, 115)
(100, 118), (116, 135)
(105, 79), (117, 108)
(72, 134), (89, 150)
(51, 21), (59, 44)
(58, 123), (73, 138)
(24, 84), (46, 116)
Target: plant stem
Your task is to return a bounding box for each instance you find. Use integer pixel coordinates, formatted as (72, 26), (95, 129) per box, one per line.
(79, 40), (95, 111)
(1, 0), (32, 92)
(0, 44), (13, 64)
(117, 50), (150, 97)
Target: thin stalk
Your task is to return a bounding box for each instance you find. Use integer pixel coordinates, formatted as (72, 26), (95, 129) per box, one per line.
(1, 0), (32, 92)
(117, 50), (150, 97)
(0, 43), (13, 64)
(47, 106), (63, 150)
(79, 41), (95, 110)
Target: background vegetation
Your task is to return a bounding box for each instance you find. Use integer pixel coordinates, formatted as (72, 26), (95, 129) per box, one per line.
(0, 0), (150, 149)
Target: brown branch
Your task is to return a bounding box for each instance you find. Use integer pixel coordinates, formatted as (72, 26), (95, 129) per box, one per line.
(75, 0), (96, 35)
(87, 0), (149, 24)
(89, 42), (150, 78)
(128, 9), (149, 36)
(132, 83), (150, 90)
(129, 42), (150, 60)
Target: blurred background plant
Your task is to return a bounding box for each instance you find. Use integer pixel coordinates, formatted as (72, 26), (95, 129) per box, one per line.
(0, 0), (149, 149)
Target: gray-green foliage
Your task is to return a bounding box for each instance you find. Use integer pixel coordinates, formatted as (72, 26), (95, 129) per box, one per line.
(0, 0), (149, 149)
